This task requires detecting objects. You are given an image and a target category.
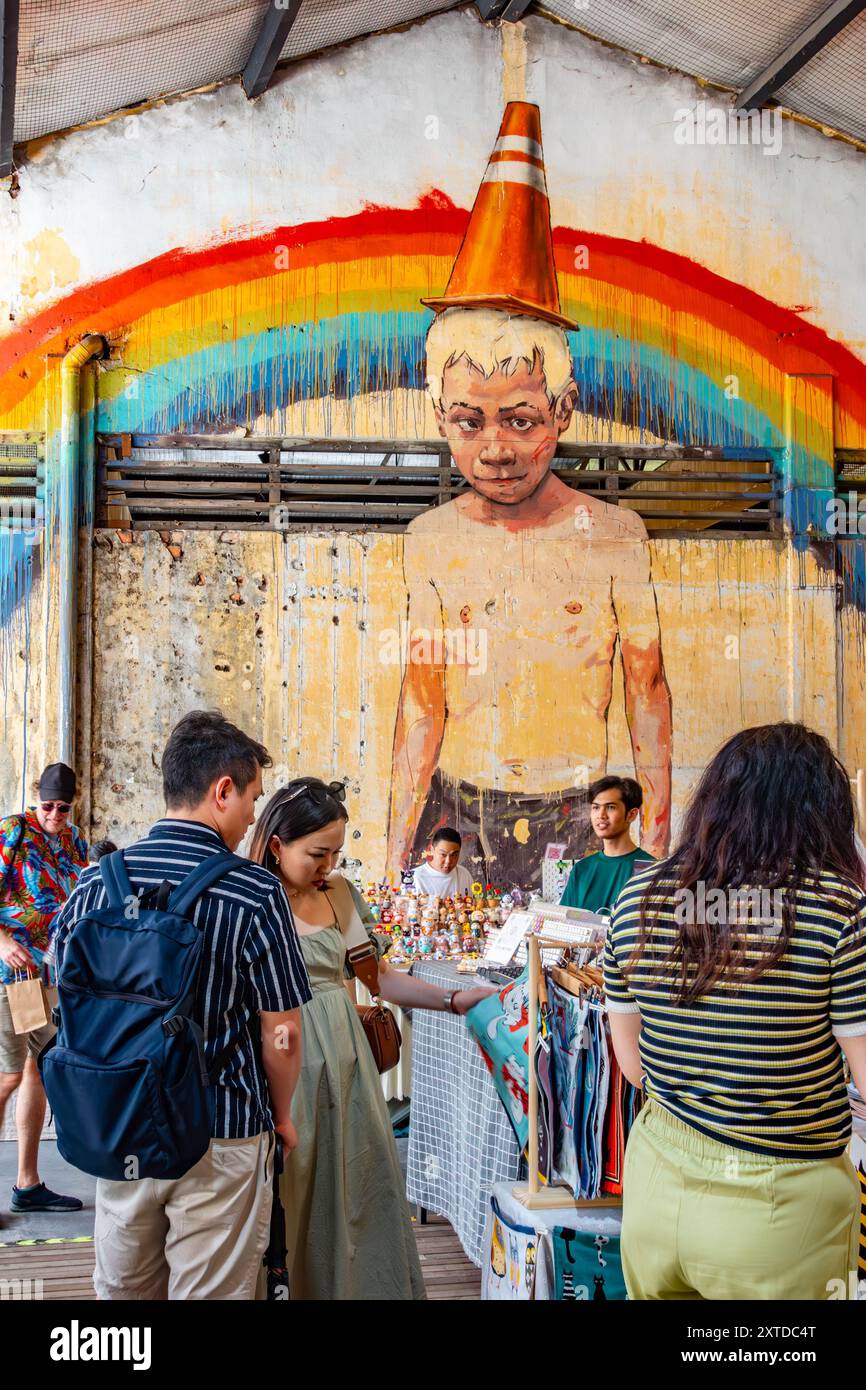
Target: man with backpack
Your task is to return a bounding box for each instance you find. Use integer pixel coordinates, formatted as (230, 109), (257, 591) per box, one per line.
(48, 711), (312, 1300)
(0, 762), (88, 1221)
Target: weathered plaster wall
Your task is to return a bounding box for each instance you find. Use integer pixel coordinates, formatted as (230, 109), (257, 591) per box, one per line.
(87, 531), (841, 876)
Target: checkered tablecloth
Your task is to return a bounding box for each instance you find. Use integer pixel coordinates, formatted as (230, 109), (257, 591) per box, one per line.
(406, 959), (521, 1268)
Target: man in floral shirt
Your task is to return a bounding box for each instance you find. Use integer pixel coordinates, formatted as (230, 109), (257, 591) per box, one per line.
(0, 763), (88, 1218)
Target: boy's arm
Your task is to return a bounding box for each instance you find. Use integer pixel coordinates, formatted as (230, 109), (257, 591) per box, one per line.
(386, 537), (447, 873)
(611, 515), (672, 858)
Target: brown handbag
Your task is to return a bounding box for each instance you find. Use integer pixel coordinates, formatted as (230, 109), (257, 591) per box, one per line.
(328, 877), (403, 1075)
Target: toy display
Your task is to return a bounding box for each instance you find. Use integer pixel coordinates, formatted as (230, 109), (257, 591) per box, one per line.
(359, 878), (525, 967)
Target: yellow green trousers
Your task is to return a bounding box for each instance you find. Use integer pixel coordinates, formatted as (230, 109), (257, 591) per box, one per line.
(621, 1101), (861, 1300)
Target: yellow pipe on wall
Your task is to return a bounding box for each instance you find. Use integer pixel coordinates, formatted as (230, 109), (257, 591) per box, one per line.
(57, 334), (107, 765)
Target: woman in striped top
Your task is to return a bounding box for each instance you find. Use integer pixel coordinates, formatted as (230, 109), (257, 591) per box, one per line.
(605, 722), (866, 1300)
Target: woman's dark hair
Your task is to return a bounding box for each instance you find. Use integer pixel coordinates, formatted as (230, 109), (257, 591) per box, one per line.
(161, 710), (272, 808)
(632, 722), (863, 1003)
(249, 778), (348, 870)
(589, 775), (642, 814)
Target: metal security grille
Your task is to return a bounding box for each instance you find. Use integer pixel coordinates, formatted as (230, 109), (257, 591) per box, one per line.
(0, 432), (45, 535)
(96, 435), (778, 535)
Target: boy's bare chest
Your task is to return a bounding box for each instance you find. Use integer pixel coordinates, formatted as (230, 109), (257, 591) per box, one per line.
(427, 538), (616, 628)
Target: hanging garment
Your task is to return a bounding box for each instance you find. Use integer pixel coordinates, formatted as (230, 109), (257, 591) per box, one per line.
(466, 966), (531, 1151)
(551, 1226), (627, 1301)
(602, 1022), (629, 1196)
(580, 1005), (610, 1200)
(483, 1197), (541, 1301)
(535, 1001), (555, 1183)
(549, 982), (587, 1194)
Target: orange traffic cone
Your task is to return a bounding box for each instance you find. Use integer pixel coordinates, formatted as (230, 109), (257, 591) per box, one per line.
(422, 102), (577, 330)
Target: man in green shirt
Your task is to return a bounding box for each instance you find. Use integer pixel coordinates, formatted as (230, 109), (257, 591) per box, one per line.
(559, 777), (655, 915)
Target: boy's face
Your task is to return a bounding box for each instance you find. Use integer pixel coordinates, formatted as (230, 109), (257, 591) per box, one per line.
(434, 356), (575, 506)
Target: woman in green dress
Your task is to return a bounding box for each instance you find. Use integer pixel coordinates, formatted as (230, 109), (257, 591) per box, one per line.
(250, 777), (494, 1301)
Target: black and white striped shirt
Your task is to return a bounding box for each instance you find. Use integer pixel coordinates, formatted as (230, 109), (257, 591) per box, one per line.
(52, 819), (312, 1140)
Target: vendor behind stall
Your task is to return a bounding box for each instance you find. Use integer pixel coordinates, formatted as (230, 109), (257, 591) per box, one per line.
(412, 827), (474, 898)
(559, 777), (655, 914)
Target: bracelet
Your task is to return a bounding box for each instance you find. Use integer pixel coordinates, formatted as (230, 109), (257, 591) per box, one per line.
(443, 990), (458, 1015)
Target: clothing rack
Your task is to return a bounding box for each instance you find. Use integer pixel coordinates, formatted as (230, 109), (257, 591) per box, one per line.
(512, 934), (621, 1212)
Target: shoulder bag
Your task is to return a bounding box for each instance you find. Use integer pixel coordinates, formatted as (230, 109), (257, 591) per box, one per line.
(326, 875), (402, 1075)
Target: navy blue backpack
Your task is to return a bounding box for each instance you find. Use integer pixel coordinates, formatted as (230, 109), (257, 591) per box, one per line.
(39, 848), (241, 1181)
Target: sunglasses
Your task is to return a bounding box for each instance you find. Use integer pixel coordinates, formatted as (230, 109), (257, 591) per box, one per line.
(40, 801), (72, 813)
(283, 779), (347, 804)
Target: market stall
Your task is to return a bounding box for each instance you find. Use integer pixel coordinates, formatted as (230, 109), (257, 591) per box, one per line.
(405, 957), (521, 1266)
(404, 900), (639, 1290)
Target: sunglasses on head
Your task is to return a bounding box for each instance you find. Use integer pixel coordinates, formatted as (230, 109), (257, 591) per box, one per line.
(41, 801), (71, 813)
(284, 779), (347, 804)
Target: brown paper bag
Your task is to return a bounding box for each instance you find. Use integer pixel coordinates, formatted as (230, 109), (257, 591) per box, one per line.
(6, 971), (51, 1034)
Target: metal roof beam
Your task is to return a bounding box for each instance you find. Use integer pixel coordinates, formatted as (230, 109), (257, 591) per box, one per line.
(500, 0), (535, 17)
(475, 0), (534, 16)
(0, 0), (20, 178)
(737, 0), (866, 108)
(242, 0), (303, 100)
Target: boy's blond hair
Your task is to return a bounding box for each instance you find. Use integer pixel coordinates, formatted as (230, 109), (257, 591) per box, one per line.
(425, 306), (575, 406)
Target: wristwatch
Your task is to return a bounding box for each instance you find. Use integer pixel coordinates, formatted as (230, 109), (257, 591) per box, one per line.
(443, 991), (459, 1015)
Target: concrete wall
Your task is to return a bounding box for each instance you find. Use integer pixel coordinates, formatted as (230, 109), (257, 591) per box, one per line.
(86, 529), (842, 878)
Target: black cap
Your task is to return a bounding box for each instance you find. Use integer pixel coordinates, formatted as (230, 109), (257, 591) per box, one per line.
(38, 763), (77, 802)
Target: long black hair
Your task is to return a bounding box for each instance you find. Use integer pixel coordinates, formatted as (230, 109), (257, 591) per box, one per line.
(632, 722), (864, 1003)
(249, 777), (348, 872)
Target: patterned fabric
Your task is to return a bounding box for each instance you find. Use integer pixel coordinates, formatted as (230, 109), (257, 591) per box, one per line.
(548, 985), (611, 1199)
(549, 982), (584, 1193)
(0, 809), (88, 985)
(465, 966), (531, 1150)
(482, 1198), (541, 1301)
(405, 958), (520, 1267)
(52, 820), (312, 1139)
(606, 862), (866, 1159)
(551, 1226), (627, 1301)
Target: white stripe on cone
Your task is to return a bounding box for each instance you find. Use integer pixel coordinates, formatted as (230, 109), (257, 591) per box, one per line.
(481, 163), (547, 193)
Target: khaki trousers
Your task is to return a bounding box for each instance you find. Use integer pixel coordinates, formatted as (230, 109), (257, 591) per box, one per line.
(94, 1132), (275, 1301)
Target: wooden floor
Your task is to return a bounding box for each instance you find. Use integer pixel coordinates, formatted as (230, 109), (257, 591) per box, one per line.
(413, 1213), (482, 1300)
(0, 1215), (481, 1301)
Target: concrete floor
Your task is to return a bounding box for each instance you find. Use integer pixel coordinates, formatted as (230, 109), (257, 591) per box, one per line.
(0, 1141), (96, 1240)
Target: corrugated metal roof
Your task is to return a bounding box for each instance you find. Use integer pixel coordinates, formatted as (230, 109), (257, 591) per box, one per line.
(8, 1), (866, 148)
(11, 0), (460, 143)
(539, 0), (866, 144)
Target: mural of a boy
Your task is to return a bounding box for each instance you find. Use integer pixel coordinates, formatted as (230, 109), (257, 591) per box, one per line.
(386, 103), (672, 886)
